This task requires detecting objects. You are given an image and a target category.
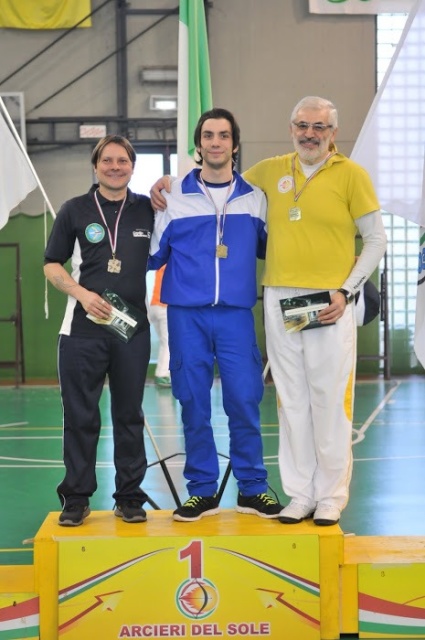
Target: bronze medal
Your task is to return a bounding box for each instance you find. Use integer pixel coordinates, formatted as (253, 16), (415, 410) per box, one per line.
(94, 190), (126, 276)
(107, 257), (122, 273)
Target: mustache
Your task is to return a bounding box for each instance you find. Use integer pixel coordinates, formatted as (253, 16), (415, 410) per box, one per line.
(299, 137), (320, 145)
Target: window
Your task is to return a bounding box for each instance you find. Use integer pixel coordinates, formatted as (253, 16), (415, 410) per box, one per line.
(129, 148), (177, 365)
(376, 12), (421, 372)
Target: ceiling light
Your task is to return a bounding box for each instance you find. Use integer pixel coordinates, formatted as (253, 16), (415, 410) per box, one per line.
(140, 66), (178, 84)
(149, 96), (178, 111)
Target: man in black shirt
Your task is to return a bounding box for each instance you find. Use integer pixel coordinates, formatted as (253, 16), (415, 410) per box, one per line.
(44, 135), (154, 526)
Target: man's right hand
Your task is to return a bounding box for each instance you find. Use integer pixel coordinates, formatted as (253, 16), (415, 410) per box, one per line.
(150, 175), (171, 211)
(81, 290), (112, 319)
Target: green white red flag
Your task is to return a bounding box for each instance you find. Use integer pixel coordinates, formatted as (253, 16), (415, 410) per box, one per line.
(177, 0), (213, 177)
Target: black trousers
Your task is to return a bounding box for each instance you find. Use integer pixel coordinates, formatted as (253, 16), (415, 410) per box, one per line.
(56, 329), (150, 507)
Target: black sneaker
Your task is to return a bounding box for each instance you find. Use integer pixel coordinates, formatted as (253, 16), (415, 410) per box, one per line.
(236, 492), (283, 519)
(173, 495), (220, 522)
(58, 504), (90, 527)
(114, 500), (147, 523)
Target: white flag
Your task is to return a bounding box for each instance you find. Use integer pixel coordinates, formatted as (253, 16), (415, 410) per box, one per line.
(351, 0), (425, 368)
(0, 106), (38, 230)
(177, 0), (213, 177)
(351, 0), (425, 225)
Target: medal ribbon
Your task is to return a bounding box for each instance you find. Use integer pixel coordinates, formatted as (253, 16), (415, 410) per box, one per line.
(94, 189), (126, 259)
(291, 152), (336, 202)
(199, 174), (234, 246)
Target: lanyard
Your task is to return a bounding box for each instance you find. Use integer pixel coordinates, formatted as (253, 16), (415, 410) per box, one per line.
(94, 189), (126, 259)
(199, 174), (234, 245)
(291, 152), (336, 202)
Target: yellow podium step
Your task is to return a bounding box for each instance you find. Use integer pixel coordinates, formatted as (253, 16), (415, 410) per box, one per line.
(33, 509), (343, 640)
(0, 564), (34, 593)
(341, 535), (425, 638)
(0, 565), (39, 639)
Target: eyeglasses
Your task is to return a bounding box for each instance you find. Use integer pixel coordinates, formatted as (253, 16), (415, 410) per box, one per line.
(292, 121), (334, 133)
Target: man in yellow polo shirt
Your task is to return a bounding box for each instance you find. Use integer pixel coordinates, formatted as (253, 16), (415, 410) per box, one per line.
(150, 96), (387, 527)
(243, 96), (386, 526)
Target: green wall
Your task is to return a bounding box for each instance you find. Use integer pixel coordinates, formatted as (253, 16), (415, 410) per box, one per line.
(0, 214), (64, 382)
(0, 213), (410, 382)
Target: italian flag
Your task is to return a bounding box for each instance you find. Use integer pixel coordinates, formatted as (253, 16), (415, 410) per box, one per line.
(177, 0), (213, 176)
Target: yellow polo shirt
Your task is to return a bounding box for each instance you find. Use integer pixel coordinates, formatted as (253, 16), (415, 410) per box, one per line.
(243, 151), (380, 288)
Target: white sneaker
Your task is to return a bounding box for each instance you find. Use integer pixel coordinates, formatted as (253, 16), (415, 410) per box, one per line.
(313, 503), (341, 526)
(278, 500), (315, 524)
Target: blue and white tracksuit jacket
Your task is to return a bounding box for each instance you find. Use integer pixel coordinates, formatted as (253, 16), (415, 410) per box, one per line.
(148, 168), (270, 497)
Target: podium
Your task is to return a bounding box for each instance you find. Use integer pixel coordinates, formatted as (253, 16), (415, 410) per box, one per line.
(2, 511), (425, 639)
(33, 510), (342, 640)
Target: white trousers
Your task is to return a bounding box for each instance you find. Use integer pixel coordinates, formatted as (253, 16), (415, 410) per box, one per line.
(148, 304), (170, 377)
(264, 286), (357, 509)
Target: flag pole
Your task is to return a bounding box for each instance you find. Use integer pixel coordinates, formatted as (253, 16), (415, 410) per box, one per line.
(0, 97), (56, 218)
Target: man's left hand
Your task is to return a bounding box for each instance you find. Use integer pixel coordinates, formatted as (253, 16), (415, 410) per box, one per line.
(318, 291), (347, 324)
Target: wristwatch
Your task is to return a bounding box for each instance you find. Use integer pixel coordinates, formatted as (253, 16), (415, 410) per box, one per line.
(337, 288), (355, 304)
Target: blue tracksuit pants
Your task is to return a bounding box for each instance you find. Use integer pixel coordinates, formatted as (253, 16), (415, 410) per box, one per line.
(167, 305), (268, 497)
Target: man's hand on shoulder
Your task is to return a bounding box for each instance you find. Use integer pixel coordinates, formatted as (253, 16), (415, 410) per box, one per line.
(150, 175), (172, 211)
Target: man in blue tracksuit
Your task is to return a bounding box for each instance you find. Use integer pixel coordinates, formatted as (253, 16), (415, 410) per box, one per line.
(149, 108), (282, 522)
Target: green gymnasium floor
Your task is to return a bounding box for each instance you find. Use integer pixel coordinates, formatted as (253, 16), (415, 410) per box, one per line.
(0, 377), (424, 569)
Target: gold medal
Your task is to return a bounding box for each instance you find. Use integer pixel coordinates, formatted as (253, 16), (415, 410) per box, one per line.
(289, 206), (302, 221)
(199, 174), (233, 262)
(216, 244), (228, 258)
(107, 257), (122, 273)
